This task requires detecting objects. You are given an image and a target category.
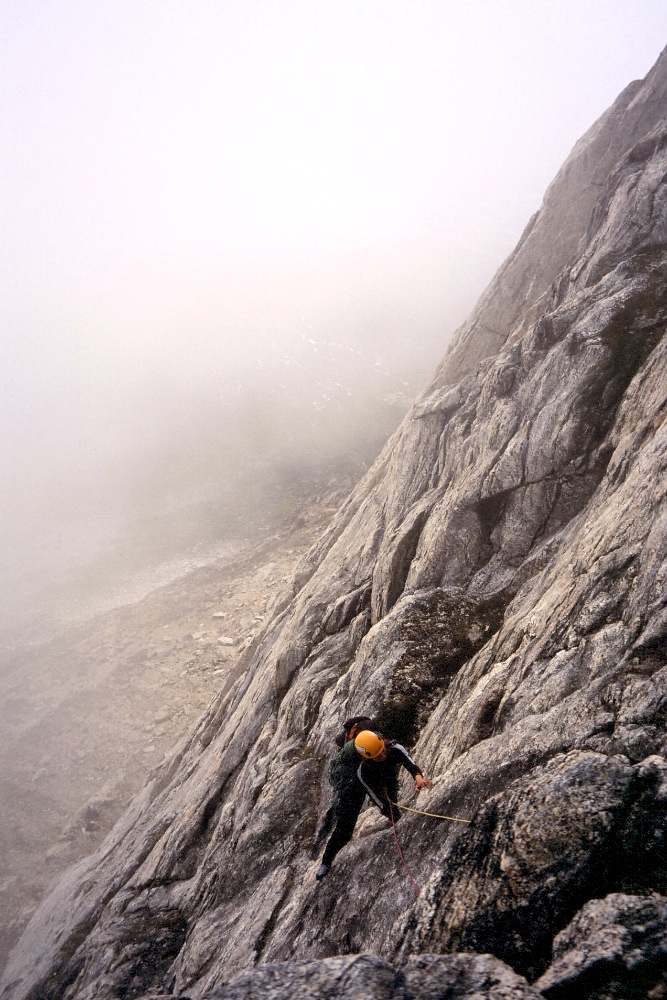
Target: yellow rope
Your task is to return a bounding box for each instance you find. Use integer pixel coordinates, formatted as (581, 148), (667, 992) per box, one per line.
(391, 801), (471, 824)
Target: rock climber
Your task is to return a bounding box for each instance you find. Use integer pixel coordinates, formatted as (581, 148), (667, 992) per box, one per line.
(315, 727), (431, 880)
(312, 715), (374, 855)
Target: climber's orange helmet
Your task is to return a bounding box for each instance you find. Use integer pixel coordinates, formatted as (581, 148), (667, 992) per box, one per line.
(354, 730), (386, 760)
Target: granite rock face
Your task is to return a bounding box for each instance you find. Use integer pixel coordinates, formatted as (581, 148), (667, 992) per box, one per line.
(3, 47), (667, 1000)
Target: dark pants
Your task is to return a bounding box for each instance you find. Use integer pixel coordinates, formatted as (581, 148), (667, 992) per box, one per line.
(322, 781), (366, 867)
(321, 775), (401, 867)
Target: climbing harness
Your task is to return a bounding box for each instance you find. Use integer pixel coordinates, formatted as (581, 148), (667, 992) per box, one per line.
(388, 800), (422, 895)
(389, 801), (471, 824)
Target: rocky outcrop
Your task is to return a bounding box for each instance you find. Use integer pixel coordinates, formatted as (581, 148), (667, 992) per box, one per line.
(397, 752), (667, 980)
(206, 953), (543, 999)
(127, 953), (543, 1000)
(2, 47), (667, 1000)
(536, 892), (667, 998)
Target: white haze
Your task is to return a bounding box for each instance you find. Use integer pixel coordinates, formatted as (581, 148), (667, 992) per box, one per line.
(2, 1), (667, 636)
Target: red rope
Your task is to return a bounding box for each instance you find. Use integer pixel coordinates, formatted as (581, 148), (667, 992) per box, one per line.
(388, 800), (422, 895)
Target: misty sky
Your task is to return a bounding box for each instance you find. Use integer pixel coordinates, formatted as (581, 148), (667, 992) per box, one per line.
(2, 1), (667, 608)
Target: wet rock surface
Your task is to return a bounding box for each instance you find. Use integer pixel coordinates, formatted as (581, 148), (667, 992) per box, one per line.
(3, 47), (667, 1000)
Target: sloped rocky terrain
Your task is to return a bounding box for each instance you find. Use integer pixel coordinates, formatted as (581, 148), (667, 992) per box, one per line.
(2, 46), (667, 1000)
(0, 493), (343, 971)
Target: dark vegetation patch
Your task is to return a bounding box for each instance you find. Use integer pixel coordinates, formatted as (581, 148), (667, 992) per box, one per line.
(374, 591), (507, 745)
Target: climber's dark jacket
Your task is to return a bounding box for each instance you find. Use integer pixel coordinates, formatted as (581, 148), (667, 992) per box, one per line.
(321, 739), (424, 868)
(356, 741), (423, 812)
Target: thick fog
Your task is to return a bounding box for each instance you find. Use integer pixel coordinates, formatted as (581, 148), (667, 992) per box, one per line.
(2, 1), (667, 638)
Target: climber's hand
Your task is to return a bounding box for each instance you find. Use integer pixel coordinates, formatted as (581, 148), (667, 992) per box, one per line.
(415, 775), (431, 792)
